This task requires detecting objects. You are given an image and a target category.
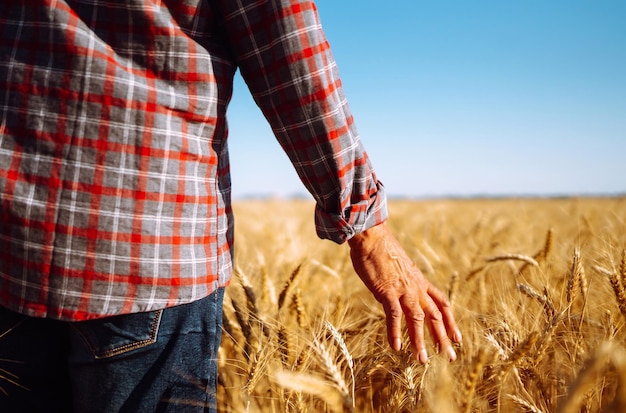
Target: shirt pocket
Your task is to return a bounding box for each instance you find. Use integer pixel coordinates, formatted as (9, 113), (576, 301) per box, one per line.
(69, 309), (163, 360)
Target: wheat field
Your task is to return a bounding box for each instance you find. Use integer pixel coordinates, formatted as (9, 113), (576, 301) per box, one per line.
(218, 197), (626, 413)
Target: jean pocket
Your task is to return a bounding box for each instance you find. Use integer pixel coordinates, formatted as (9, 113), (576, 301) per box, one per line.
(69, 309), (163, 359)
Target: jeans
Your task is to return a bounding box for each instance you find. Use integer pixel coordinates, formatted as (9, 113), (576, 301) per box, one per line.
(0, 288), (225, 413)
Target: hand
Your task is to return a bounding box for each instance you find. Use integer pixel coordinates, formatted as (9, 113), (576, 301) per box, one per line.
(348, 222), (462, 363)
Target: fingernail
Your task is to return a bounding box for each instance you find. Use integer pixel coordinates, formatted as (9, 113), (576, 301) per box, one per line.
(454, 330), (463, 343)
(448, 346), (457, 362)
(393, 338), (402, 351)
(419, 349), (428, 364)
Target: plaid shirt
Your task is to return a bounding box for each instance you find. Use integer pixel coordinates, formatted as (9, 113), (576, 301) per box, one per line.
(0, 0), (387, 321)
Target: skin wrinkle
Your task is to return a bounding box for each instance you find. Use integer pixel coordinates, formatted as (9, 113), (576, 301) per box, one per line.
(349, 222), (460, 364)
(385, 237), (431, 362)
(384, 237), (409, 285)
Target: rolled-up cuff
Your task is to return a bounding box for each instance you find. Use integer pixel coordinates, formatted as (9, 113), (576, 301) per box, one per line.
(314, 181), (388, 244)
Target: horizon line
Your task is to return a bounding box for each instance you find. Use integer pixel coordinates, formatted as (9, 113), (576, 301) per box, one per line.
(232, 191), (626, 201)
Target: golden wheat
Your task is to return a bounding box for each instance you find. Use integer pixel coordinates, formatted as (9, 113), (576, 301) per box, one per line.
(215, 197), (626, 412)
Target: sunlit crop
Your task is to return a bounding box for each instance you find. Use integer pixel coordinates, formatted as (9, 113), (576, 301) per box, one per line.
(218, 197), (626, 412)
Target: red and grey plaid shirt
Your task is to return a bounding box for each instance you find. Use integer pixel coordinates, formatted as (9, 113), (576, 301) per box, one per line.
(0, 0), (387, 321)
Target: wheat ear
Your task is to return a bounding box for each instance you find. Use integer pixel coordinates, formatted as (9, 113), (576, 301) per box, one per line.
(278, 262), (304, 311)
(520, 228), (553, 274)
(498, 331), (539, 382)
(273, 370), (347, 413)
(507, 394), (545, 413)
(556, 342), (625, 413)
(448, 271), (459, 305)
(325, 321), (355, 406)
(485, 253), (539, 268)
(566, 248), (587, 304)
(620, 249), (626, 290)
(518, 283), (556, 320)
(291, 288), (306, 329)
(462, 348), (487, 413)
(609, 267), (626, 318)
(311, 337), (353, 411)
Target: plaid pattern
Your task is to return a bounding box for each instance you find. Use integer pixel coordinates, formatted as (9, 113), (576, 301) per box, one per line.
(0, 0), (387, 321)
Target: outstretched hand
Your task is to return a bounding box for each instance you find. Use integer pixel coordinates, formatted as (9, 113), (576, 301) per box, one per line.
(348, 222), (462, 363)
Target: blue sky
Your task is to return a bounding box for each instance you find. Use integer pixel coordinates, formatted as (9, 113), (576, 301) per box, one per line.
(227, 1), (626, 198)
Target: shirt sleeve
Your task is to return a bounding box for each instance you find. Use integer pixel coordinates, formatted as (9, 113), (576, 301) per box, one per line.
(214, 0), (388, 243)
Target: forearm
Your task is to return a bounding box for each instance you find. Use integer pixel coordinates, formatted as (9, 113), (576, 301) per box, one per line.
(217, 0), (387, 243)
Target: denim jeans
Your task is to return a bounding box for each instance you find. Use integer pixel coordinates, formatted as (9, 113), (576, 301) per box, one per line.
(0, 288), (225, 413)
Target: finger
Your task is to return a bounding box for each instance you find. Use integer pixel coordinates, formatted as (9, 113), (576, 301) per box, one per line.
(424, 302), (457, 362)
(418, 291), (457, 362)
(428, 283), (463, 344)
(383, 300), (403, 351)
(400, 297), (428, 364)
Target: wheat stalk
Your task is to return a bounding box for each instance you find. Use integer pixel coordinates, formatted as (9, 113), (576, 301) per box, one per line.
(531, 228), (554, 266)
(310, 258), (340, 279)
(236, 266), (259, 315)
(222, 198), (626, 412)
(593, 264), (614, 277)
(0, 363), (28, 396)
(244, 350), (261, 395)
(604, 309), (616, 338)
(260, 263), (277, 308)
(557, 342), (626, 413)
(231, 297), (254, 359)
(311, 337), (353, 410)
(462, 348), (487, 413)
(448, 271), (459, 305)
(273, 370), (347, 413)
(520, 228), (554, 274)
(507, 394), (545, 413)
(532, 311), (564, 366)
(325, 321), (355, 408)
(485, 253), (539, 268)
(465, 264), (487, 282)
(517, 283), (556, 320)
(498, 331), (539, 383)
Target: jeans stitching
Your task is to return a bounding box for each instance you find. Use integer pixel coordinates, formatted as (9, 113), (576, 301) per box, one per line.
(71, 309), (163, 359)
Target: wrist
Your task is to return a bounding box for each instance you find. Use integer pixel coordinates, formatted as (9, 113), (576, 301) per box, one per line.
(348, 221), (388, 250)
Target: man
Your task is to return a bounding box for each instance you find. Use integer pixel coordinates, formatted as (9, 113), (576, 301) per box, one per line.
(0, 0), (461, 411)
